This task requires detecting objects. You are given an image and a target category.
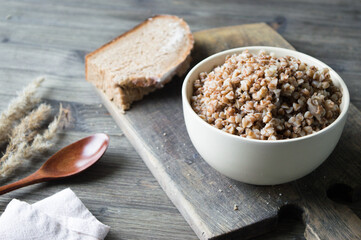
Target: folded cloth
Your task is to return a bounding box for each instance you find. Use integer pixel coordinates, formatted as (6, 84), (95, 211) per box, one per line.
(0, 188), (110, 240)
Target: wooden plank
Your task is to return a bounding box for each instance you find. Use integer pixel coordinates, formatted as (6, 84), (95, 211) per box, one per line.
(96, 23), (361, 239)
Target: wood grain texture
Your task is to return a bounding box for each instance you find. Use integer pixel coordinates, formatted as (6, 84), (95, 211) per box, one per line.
(0, 0), (360, 239)
(96, 23), (361, 239)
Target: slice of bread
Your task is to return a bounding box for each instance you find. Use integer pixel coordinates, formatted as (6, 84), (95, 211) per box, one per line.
(85, 15), (194, 111)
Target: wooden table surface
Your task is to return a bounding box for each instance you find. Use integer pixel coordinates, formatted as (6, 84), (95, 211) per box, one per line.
(0, 0), (360, 239)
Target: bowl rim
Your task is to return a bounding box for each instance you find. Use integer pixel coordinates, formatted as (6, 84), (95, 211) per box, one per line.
(182, 46), (350, 144)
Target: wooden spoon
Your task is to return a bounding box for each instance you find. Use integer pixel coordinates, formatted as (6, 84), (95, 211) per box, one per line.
(0, 133), (109, 195)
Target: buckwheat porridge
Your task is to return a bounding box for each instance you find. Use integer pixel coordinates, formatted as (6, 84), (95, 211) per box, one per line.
(191, 50), (342, 140)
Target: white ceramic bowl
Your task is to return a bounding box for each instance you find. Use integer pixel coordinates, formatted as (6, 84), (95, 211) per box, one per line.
(182, 46), (350, 185)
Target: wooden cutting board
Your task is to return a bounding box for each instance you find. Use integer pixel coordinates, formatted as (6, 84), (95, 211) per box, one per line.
(95, 23), (361, 239)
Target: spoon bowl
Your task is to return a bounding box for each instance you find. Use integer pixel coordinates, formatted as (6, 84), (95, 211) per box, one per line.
(0, 133), (109, 195)
(40, 133), (109, 177)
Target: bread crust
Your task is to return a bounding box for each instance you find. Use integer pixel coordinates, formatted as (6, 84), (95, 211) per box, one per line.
(85, 15), (194, 110)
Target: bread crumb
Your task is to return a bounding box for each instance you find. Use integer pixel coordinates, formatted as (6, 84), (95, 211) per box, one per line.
(85, 15), (194, 111)
(233, 204), (239, 211)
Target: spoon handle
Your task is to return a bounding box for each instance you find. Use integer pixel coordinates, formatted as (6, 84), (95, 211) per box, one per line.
(0, 171), (47, 195)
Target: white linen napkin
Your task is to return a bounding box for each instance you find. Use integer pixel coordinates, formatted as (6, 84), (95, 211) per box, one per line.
(0, 188), (110, 240)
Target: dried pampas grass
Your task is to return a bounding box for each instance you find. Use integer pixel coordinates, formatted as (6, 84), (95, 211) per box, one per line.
(28, 105), (63, 155)
(0, 104), (52, 163)
(0, 77), (44, 145)
(0, 78), (64, 177)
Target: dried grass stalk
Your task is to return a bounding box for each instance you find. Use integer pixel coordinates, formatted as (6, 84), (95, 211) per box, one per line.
(0, 142), (28, 177)
(26, 105), (63, 156)
(0, 77), (44, 145)
(0, 104), (53, 176)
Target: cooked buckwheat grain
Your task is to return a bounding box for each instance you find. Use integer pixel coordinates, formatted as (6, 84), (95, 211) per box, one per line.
(191, 50), (342, 140)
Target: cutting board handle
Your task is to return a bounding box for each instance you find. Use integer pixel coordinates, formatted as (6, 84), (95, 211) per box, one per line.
(302, 200), (361, 239)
